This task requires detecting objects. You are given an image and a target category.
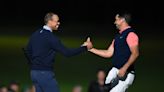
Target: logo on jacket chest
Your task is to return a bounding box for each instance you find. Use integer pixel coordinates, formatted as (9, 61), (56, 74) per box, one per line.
(119, 36), (124, 39)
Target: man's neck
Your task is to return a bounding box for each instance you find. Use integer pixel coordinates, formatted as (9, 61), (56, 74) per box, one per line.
(43, 25), (53, 32)
(119, 25), (131, 34)
(98, 79), (104, 86)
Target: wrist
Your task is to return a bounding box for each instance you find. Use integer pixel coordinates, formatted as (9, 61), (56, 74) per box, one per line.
(122, 66), (128, 71)
(89, 47), (94, 52)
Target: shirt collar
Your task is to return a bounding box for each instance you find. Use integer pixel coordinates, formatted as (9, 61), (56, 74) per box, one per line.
(119, 26), (131, 34)
(43, 25), (53, 32)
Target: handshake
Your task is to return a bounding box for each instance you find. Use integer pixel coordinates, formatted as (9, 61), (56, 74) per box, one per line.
(82, 37), (93, 50)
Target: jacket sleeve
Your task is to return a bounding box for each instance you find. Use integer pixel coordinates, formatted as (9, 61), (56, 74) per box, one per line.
(24, 38), (33, 63)
(48, 34), (87, 57)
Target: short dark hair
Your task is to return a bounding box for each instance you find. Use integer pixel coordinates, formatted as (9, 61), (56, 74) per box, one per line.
(0, 85), (6, 89)
(44, 12), (56, 24)
(9, 81), (20, 86)
(118, 12), (132, 24)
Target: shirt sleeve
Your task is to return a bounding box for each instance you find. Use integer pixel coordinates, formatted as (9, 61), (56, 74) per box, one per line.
(126, 32), (139, 47)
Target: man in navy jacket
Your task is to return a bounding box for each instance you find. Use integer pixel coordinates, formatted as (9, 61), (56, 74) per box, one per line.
(25, 12), (92, 92)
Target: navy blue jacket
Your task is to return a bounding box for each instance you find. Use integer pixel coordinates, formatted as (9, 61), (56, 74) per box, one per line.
(25, 28), (87, 71)
(112, 28), (136, 72)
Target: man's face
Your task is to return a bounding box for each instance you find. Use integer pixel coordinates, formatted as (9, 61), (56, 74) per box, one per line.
(97, 71), (105, 80)
(0, 87), (8, 92)
(49, 15), (60, 30)
(114, 14), (124, 29)
(72, 87), (82, 92)
(10, 84), (19, 92)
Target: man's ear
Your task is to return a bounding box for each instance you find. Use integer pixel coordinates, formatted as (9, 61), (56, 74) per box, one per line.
(122, 18), (126, 22)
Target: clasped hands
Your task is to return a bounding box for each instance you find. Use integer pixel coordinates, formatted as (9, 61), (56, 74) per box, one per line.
(82, 37), (93, 50)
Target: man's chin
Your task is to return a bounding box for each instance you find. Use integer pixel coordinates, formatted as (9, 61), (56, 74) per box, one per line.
(52, 27), (58, 31)
(116, 25), (120, 29)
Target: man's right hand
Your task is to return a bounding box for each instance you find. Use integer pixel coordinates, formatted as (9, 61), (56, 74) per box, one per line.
(82, 37), (93, 50)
